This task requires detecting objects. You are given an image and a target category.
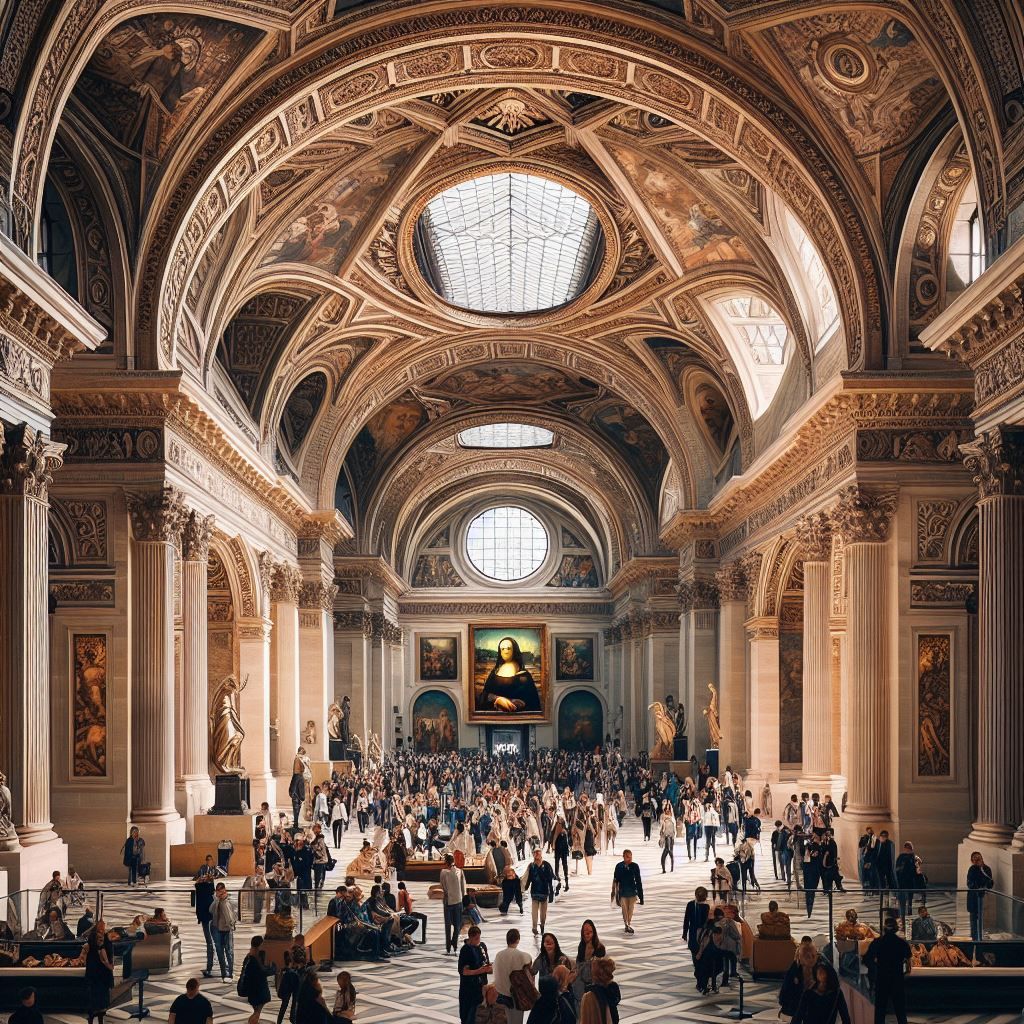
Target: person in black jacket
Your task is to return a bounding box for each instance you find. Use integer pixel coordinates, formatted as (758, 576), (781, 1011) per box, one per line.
(875, 831), (897, 893)
(194, 872), (216, 979)
(290, 836), (313, 909)
(612, 849), (643, 934)
(458, 926), (491, 1024)
(966, 850), (994, 941)
(682, 886), (711, 962)
(791, 963), (851, 1024)
(238, 935), (274, 1024)
(862, 918), (911, 1024)
(802, 836), (823, 917)
(525, 848), (556, 935)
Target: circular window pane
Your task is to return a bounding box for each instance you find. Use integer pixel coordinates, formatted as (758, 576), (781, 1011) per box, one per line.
(466, 506), (549, 581)
(414, 172), (603, 314)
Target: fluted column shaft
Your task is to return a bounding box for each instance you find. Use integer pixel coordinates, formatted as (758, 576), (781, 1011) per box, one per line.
(801, 560), (833, 783)
(0, 423), (63, 845)
(271, 598), (301, 774)
(973, 492), (1024, 841)
(746, 617), (780, 783)
(180, 558), (209, 780)
(844, 541), (889, 814)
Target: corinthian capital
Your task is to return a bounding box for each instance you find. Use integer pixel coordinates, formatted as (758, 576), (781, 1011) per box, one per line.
(795, 511), (833, 562)
(0, 420), (64, 499)
(181, 510), (215, 561)
(299, 580), (339, 611)
(677, 577), (719, 612)
(126, 486), (186, 542)
(270, 563), (303, 604)
(960, 427), (1024, 498)
(829, 485), (897, 544)
(715, 562), (746, 601)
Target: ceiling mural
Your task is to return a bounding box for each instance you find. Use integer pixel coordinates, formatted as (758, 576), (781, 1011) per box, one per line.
(281, 372), (327, 455)
(347, 391), (429, 488)
(421, 364), (595, 406)
(605, 142), (753, 268)
(73, 15), (263, 161)
(762, 14), (948, 158)
(261, 142), (421, 273)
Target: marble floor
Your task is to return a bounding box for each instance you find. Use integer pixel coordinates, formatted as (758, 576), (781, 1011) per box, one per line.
(36, 819), (1024, 1024)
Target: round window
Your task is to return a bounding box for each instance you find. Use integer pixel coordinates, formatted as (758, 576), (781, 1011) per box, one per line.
(465, 506), (549, 581)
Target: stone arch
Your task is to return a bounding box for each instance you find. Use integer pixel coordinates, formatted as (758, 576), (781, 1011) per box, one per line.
(751, 535), (798, 619)
(556, 687), (606, 751)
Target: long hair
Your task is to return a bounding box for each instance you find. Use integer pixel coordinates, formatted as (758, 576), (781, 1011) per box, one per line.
(492, 637), (525, 673)
(540, 931), (565, 965)
(577, 919), (606, 962)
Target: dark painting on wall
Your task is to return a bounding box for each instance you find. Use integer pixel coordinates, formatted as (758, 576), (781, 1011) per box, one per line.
(73, 633), (108, 777)
(555, 636), (596, 681)
(418, 636), (459, 682)
(778, 626), (803, 765)
(412, 689), (459, 753)
(547, 554), (598, 588)
(557, 690), (604, 751)
(412, 554), (464, 588)
(469, 625), (548, 723)
(918, 633), (951, 776)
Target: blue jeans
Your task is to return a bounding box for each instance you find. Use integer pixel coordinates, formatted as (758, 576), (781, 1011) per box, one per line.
(200, 919), (214, 972)
(127, 857), (139, 885)
(213, 929), (234, 977)
(444, 903), (462, 952)
(969, 896), (985, 941)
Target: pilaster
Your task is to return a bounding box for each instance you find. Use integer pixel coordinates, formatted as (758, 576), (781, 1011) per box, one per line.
(716, 562), (748, 771)
(745, 614), (780, 788)
(269, 561), (302, 776)
(298, 581), (338, 761)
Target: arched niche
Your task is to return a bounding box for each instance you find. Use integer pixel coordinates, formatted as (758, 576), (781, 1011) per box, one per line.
(557, 688), (605, 752)
(411, 688), (460, 754)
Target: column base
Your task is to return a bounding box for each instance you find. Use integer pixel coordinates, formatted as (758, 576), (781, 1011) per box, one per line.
(129, 817), (186, 882)
(176, 777), (216, 840)
(0, 837), (68, 891)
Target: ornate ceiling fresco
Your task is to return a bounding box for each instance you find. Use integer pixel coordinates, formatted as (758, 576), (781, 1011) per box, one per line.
(3, 0), (1022, 573)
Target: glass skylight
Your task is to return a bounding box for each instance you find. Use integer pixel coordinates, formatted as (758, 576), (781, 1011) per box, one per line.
(785, 209), (838, 342)
(458, 423), (554, 448)
(716, 295), (789, 365)
(466, 506), (548, 581)
(414, 172), (603, 313)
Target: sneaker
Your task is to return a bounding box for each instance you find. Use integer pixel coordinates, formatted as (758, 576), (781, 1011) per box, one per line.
(532, 927), (538, 936)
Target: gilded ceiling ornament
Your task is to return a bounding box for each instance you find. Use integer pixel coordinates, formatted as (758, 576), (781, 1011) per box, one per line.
(476, 97), (544, 135)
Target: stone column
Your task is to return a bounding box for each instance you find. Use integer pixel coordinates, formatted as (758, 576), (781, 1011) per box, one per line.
(679, 579), (719, 758)
(269, 563), (302, 776)
(796, 511), (834, 793)
(716, 562), (749, 772)
(127, 486), (187, 877)
(745, 614), (780, 790)
(830, 486), (896, 864)
(961, 429), (1024, 846)
(237, 613), (276, 807)
(0, 422), (69, 887)
(177, 510), (215, 827)
(299, 582), (338, 763)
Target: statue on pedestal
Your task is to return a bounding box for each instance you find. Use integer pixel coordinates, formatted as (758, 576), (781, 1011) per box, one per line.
(327, 698), (343, 740)
(210, 675), (247, 774)
(703, 682), (721, 748)
(0, 769), (19, 850)
(647, 702), (674, 760)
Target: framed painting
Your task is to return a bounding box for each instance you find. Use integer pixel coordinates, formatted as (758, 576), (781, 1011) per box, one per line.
(72, 633), (108, 778)
(468, 624), (549, 723)
(417, 634), (459, 682)
(412, 689), (459, 753)
(554, 635), (597, 681)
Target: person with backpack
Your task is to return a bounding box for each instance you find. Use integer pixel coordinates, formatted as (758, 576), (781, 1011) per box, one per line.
(237, 935), (274, 1024)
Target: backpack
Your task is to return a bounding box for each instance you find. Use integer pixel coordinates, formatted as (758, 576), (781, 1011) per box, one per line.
(236, 956), (250, 997)
(510, 966), (539, 1010)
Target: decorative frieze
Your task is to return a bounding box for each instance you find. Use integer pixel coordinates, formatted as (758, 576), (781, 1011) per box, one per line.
(0, 333), (48, 400)
(397, 601), (614, 617)
(48, 580), (115, 606)
(180, 510), (215, 562)
(795, 510), (832, 562)
(829, 485), (897, 544)
(910, 580), (977, 607)
(55, 426), (162, 462)
(126, 486), (187, 543)
(0, 421), (64, 499)
(856, 428), (967, 463)
(49, 498), (107, 563)
(299, 580), (338, 611)
(960, 426), (1024, 498)
(915, 500), (959, 560)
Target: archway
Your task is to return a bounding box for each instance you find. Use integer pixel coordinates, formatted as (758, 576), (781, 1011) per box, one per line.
(411, 689), (459, 753)
(557, 689), (604, 752)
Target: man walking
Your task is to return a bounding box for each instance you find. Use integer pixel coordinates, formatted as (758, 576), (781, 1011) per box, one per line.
(493, 928), (532, 1024)
(210, 881), (237, 980)
(863, 917), (911, 1024)
(440, 854), (467, 954)
(612, 849), (644, 934)
(525, 847), (555, 936)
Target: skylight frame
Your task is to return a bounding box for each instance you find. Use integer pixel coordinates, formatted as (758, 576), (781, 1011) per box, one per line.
(457, 423), (555, 449)
(465, 505), (550, 582)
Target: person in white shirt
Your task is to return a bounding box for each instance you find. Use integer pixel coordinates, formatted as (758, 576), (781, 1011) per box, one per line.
(330, 796), (348, 848)
(439, 854), (467, 954)
(702, 803), (720, 860)
(493, 927), (533, 1024)
(313, 786), (329, 826)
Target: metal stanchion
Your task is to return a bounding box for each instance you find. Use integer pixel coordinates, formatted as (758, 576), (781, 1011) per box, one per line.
(725, 972), (755, 1020)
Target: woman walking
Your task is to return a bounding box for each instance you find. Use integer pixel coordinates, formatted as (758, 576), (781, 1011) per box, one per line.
(790, 964), (851, 1024)
(85, 919), (114, 1024)
(659, 803), (676, 873)
(238, 935), (273, 1024)
(121, 826), (145, 887)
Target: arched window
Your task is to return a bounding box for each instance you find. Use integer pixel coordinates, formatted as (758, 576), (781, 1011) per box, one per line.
(38, 179), (78, 298)
(458, 423), (554, 448)
(783, 208), (838, 349)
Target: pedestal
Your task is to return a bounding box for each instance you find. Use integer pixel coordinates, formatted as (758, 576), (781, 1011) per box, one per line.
(673, 736), (689, 761)
(329, 739), (346, 761)
(0, 838), (68, 891)
(705, 748), (720, 777)
(210, 774), (251, 815)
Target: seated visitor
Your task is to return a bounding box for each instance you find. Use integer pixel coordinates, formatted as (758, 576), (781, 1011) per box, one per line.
(910, 905), (937, 943)
(910, 942), (929, 968)
(40, 908), (73, 941)
(758, 900), (792, 939)
(347, 839), (385, 878)
(927, 935), (974, 967)
(834, 909), (876, 942)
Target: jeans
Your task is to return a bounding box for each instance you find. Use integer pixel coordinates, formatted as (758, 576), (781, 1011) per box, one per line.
(703, 827), (716, 858)
(685, 824), (700, 859)
(332, 821), (343, 847)
(291, 797), (302, 829)
(313, 864), (327, 890)
(778, 851), (793, 887)
(213, 928), (234, 977)
(127, 857), (139, 885)
(199, 919), (214, 972)
(555, 851), (569, 887)
(740, 859), (759, 891)
(444, 902), (462, 952)
(969, 895), (985, 941)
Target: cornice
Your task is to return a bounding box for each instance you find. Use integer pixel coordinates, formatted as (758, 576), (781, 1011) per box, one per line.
(333, 554), (408, 598)
(605, 556), (679, 597)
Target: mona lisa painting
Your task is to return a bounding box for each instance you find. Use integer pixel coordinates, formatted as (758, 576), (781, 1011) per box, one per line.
(469, 625), (549, 723)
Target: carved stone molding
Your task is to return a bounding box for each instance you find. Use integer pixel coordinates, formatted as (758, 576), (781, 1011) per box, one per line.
(745, 616), (779, 641)
(48, 580), (114, 605)
(960, 427), (1024, 498)
(126, 486), (187, 543)
(677, 577), (719, 612)
(829, 485), (897, 544)
(180, 510), (215, 562)
(270, 563), (303, 604)
(795, 510), (833, 562)
(299, 580), (338, 611)
(910, 580), (977, 607)
(0, 333), (49, 401)
(0, 420), (64, 499)
(397, 601), (613, 617)
(739, 551), (763, 600)
(915, 500), (959, 560)
(257, 551), (276, 597)
(715, 562), (747, 601)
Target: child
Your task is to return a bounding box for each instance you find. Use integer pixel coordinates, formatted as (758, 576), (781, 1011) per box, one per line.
(333, 971), (357, 1022)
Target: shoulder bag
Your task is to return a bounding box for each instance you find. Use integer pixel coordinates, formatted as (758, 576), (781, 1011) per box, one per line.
(509, 966), (539, 1011)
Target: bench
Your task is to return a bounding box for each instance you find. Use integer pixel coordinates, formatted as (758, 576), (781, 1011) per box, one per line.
(0, 967), (135, 1012)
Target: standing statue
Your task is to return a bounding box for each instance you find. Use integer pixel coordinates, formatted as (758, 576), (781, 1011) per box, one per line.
(302, 720), (317, 746)
(340, 695), (351, 743)
(761, 781), (773, 817)
(703, 682), (721, 748)
(210, 675), (247, 774)
(647, 702), (675, 760)
(0, 769), (19, 850)
(367, 732), (382, 765)
(673, 700), (687, 740)
(326, 698), (343, 740)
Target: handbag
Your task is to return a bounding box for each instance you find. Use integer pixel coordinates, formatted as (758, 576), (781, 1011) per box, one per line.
(509, 966), (539, 1011)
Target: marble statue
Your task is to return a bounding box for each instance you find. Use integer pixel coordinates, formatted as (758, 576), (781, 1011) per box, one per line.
(210, 675), (247, 774)
(0, 769), (19, 849)
(327, 698), (343, 741)
(761, 782), (773, 816)
(367, 732), (382, 762)
(340, 695), (351, 743)
(648, 702), (674, 760)
(302, 720), (317, 745)
(703, 682), (721, 748)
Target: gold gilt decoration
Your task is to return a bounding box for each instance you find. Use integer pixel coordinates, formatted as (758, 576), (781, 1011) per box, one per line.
(472, 96), (549, 136)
